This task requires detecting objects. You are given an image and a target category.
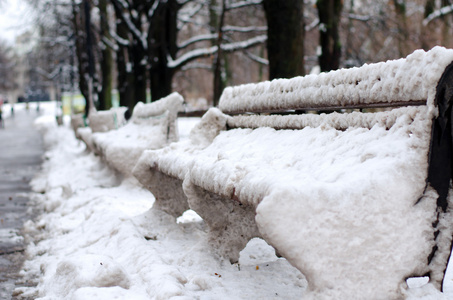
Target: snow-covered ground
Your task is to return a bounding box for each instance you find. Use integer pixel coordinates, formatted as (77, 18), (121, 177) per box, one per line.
(10, 102), (453, 299)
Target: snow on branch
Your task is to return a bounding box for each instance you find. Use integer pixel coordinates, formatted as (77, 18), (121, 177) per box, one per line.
(222, 25), (267, 33)
(147, 0), (160, 19)
(423, 4), (453, 26)
(111, 0), (148, 50)
(168, 34), (267, 69)
(114, 0), (130, 10)
(178, 33), (218, 49)
(305, 18), (319, 32)
(168, 46), (217, 69)
(181, 62), (213, 71)
(110, 29), (130, 47)
(244, 50), (268, 65)
(177, 0), (195, 5)
(179, 2), (204, 20)
(345, 13), (371, 22)
(226, 0), (262, 10)
(102, 36), (119, 52)
(221, 34), (266, 51)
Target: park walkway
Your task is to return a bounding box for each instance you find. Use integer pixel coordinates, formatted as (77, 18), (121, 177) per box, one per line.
(0, 106), (43, 299)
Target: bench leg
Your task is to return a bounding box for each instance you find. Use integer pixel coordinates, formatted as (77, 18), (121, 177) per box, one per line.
(135, 167), (189, 218)
(183, 180), (261, 263)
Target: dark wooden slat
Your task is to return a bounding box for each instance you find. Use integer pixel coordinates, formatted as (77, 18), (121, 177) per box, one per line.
(178, 110), (208, 117)
(223, 100), (427, 115)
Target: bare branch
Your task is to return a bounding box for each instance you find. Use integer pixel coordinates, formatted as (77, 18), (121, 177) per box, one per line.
(168, 46), (217, 69)
(226, 0), (262, 10)
(110, 0), (148, 50)
(147, 0), (160, 19)
(101, 36), (119, 52)
(345, 13), (371, 22)
(305, 18), (319, 31)
(244, 50), (268, 65)
(178, 33), (218, 49)
(110, 29), (130, 47)
(168, 34), (267, 69)
(423, 4), (453, 26)
(181, 62), (212, 71)
(221, 34), (266, 51)
(222, 25), (267, 32)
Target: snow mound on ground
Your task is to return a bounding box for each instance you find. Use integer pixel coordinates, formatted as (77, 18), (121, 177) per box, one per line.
(19, 122), (306, 300)
(42, 254), (130, 297)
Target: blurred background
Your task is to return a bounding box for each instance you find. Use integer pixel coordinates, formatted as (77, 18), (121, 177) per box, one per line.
(0, 0), (451, 116)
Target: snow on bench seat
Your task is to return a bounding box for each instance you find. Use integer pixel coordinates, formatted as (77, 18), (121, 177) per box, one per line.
(91, 92), (184, 177)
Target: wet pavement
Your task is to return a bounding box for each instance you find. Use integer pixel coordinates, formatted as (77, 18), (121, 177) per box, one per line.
(0, 108), (43, 299)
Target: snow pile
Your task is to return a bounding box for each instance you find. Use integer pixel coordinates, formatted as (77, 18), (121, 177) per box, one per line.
(219, 46), (453, 113)
(16, 114), (307, 300)
(91, 93), (184, 176)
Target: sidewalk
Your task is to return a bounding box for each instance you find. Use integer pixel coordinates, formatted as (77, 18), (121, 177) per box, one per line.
(0, 106), (44, 299)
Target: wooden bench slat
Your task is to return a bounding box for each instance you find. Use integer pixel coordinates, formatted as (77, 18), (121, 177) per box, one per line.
(223, 100), (427, 115)
(227, 106), (427, 130)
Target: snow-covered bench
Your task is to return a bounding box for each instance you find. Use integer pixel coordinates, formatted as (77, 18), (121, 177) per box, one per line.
(133, 47), (453, 299)
(70, 113), (86, 140)
(90, 92), (184, 177)
(77, 107), (128, 152)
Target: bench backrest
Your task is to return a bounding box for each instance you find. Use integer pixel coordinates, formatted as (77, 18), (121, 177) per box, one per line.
(88, 107), (128, 133)
(219, 47), (453, 115)
(130, 92), (184, 143)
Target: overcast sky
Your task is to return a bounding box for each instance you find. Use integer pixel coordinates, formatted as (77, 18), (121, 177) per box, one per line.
(0, 0), (35, 45)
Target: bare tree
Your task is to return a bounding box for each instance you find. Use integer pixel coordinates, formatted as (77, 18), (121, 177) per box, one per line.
(262, 0), (304, 79)
(0, 42), (16, 92)
(317, 0), (343, 72)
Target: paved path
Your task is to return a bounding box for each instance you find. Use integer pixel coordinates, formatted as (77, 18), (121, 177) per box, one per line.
(0, 108), (43, 299)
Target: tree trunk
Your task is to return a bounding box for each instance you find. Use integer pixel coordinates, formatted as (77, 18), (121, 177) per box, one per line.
(392, 0), (409, 57)
(132, 41), (148, 103)
(148, 0), (180, 101)
(422, 0), (436, 50)
(71, 0), (89, 114)
(84, 0), (96, 115)
(263, 0), (305, 79)
(98, 0), (113, 110)
(441, 0), (452, 47)
(317, 0), (343, 72)
(212, 0), (226, 106)
(113, 4), (136, 114)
